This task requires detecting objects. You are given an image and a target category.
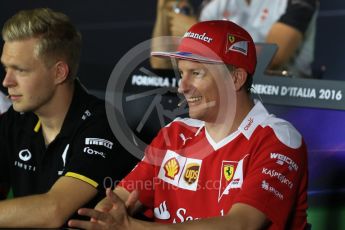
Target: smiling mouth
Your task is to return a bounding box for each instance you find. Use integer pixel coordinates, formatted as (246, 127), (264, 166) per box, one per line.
(188, 99), (216, 110)
(187, 96), (202, 103)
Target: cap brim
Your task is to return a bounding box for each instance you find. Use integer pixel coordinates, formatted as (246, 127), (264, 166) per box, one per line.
(151, 51), (224, 64)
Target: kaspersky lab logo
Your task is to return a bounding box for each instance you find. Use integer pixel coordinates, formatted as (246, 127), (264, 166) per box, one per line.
(105, 36), (239, 164)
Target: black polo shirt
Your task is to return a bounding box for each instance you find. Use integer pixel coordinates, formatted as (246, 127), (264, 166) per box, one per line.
(0, 80), (138, 215)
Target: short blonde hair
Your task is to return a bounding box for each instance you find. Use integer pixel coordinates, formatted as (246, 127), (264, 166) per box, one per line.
(2, 8), (82, 80)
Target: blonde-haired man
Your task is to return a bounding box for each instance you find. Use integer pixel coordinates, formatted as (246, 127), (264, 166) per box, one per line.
(0, 8), (136, 227)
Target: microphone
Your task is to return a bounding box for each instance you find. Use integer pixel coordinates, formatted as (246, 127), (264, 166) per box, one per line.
(178, 98), (187, 107)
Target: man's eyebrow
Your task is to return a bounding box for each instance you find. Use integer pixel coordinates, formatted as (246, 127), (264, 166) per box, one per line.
(2, 62), (19, 68)
(182, 67), (203, 71)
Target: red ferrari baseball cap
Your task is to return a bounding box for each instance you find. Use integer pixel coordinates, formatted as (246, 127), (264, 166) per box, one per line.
(152, 20), (257, 74)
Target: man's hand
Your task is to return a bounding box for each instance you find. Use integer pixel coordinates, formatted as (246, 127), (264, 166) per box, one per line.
(68, 188), (139, 230)
(168, 12), (197, 37)
(157, 0), (175, 11)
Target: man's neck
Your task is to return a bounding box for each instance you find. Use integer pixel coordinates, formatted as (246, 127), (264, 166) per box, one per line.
(36, 83), (75, 146)
(205, 94), (254, 143)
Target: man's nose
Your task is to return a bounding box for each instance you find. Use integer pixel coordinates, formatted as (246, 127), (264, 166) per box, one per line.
(177, 76), (191, 94)
(2, 70), (16, 88)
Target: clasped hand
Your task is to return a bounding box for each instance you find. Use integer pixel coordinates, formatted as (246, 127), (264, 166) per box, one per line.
(68, 188), (139, 230)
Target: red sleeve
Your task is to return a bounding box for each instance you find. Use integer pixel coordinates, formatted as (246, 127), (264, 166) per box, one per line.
(118, 160), (155, 208)
(234, 128), (308, 229)
(118, 127), (168, 209)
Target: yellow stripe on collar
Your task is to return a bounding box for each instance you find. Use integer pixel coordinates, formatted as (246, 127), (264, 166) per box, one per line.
(65, 172), (98, 188)
(34, 119), (41, 132)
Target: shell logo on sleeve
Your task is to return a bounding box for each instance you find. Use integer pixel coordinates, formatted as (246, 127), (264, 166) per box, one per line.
(164, 158), (180, 180)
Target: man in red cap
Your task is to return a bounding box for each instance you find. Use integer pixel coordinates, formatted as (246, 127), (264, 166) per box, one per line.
(69, 20), (308, 230)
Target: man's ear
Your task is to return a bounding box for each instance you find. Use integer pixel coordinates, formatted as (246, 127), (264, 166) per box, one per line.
(54, 61), (69, 84)
(232, 68), (247, 91)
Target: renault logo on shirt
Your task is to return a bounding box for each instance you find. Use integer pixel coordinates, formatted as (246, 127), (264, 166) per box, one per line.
(19, 149), (32, 161)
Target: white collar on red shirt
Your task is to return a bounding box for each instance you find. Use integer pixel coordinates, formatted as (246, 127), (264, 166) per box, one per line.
(174, 100), (301, 150)
(238, 100), (271, 140)
(172, 101), (271, 150)
(204, 100), (270, 150)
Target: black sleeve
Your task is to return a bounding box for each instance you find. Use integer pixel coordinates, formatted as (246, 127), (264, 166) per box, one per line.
(0, 109), (12, 199)
(279, 0), (317, 34)
(64, 115), (138, 192)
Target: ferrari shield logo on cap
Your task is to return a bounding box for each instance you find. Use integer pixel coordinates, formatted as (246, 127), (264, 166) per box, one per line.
(228, 34), (235, 43)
